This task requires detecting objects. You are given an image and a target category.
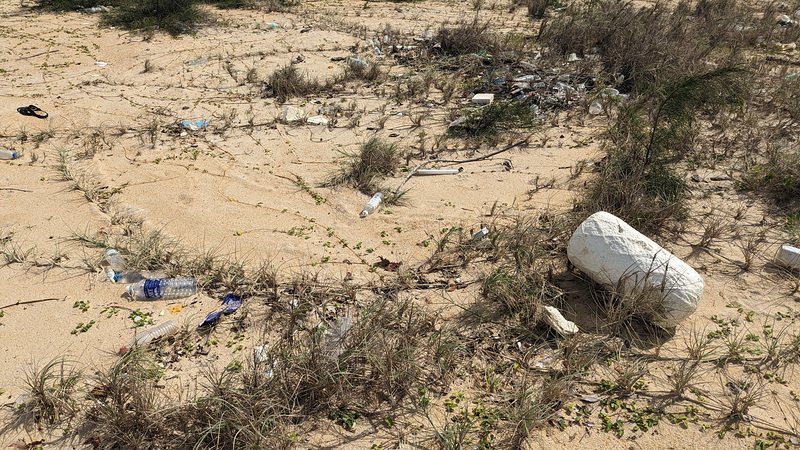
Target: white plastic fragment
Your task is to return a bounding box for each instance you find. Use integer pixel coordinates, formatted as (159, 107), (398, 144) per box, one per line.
(542, 305), (578, 335)
(567, 211), (704, 326)
(414, 169), (460, 176)
(777, 244), (800, 269)
(282, 106), (306, 122)
(471, 93), (495, 105)
(306, 115), (328, 125)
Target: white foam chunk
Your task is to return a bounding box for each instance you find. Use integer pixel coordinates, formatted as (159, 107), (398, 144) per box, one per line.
(542, 306), (578, 335)
(471, 93), (494, 104)
(567, 211), (704, 326)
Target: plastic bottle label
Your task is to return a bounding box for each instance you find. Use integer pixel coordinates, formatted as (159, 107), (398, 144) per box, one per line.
(143, 279), (163, 299)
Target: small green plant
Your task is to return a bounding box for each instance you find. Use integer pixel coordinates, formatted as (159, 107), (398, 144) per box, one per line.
(329, 406), (362, 431)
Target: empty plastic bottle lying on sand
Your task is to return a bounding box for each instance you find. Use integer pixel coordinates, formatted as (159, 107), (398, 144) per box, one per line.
(0, 149), (19, 160)
(126, 320), (178, 349)
(111, 270), (167, 283)
(360, 192), (383, 218)
(104, 249), (126, 273)
(126, 278), (196, 300)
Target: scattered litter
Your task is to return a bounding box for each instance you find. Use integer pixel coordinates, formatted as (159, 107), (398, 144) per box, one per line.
(448, 116), (468, 128)
(568, 53), (581, 62)
(17, 104), (48, 119)
(588, 102), (602, 115)
(542, 305), (578, 336)
(787, 72), (798, 80)
(94, 61), (107, 67)
(778, 14), (796, 26)
(471, 93), (495, 104)
(254, 345), (270, 363)
(125, 320), (178, 350)
(167, 304), (182, 314)
(306, 115), (328, 126)
(348, 57), (368, 68)
(532, 349), (559, 369)
(581, 394), (600, 403)
(320, 314), (352, 358)
(777, 244), (800, 269)
(104, 249), (125, 273)
(567, 211), (704, 326)
(187, 57), (208, 66)
(472, 227), (490, 240)
(360, 192), (383, 217)
(414, 168), (460, 176)
(198, 294), (243, 327)
(180, 121), (208, 131)
(81, 6), (110, 13)
(282, 106), (306, 122)
(126, 277), (197, 300)
(265, 22), (278, 29)
(0, 149), (19, 160)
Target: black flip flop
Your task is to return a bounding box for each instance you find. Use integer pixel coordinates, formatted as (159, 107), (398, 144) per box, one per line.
(17, 105), (48, 119)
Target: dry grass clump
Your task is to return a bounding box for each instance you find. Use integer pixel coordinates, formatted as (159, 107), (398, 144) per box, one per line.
(539, 0), (763, 93)
(434, 15), (496, 56)
(327, 137), (404, 194)
(264, 65), (321, 103)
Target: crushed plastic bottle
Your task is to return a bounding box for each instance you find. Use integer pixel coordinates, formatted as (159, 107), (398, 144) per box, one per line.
(0, 149), (19, 160)
(360, 192), (383, 218)
(104, 249), (126, 273)
(126, 278), (196, 300)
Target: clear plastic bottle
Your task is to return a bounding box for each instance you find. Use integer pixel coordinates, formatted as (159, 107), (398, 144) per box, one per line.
(0, 150), (19, 160)
(126, 278), (196, 300)
(360, 192), (383, 218)
(126, 320), (178, 349)
(113, 270), (167, 283)
(104, 249), (126, 273)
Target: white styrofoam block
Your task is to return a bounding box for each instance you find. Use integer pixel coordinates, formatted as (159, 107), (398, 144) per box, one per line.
(777, 244), (800, 269)
(282, 106), (306, 122)
(543, 306), (578, 335)
(567, 211), (704, 326)
(471, 93), (494, 104)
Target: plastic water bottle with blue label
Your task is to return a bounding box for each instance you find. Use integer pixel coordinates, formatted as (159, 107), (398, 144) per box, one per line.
(126, 278), (196, 300)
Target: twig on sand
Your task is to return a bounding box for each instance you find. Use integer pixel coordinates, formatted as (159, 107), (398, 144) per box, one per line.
(0, 297), (63, 310)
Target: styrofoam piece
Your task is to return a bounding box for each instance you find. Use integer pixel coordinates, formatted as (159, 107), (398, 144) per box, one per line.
(282, 106), (306, 122)
(567, 211), (704, 326)
(306, 115), (328, 125)
(777, 244), (800, 268)
(414, 169), (460, 176)
(542, 306), (578, 335)
(471, 93), (494, 105)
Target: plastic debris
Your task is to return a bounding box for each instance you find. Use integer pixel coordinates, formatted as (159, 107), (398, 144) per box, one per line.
(180, 121), (208, 131)
(198, 294), (243, 327)
(187, 57), (208, 66)
(777, 244), (800, 269)
(414, 168), (460, 176)
(306, 115), (328, 125)
(282, 106), (306, 122)
(471, 93), (495, 104)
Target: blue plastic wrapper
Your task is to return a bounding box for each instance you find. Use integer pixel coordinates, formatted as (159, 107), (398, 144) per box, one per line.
(198, 294), (243, 327)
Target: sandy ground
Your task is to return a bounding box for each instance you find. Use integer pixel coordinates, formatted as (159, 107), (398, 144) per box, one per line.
(0, 0), (799, 448)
